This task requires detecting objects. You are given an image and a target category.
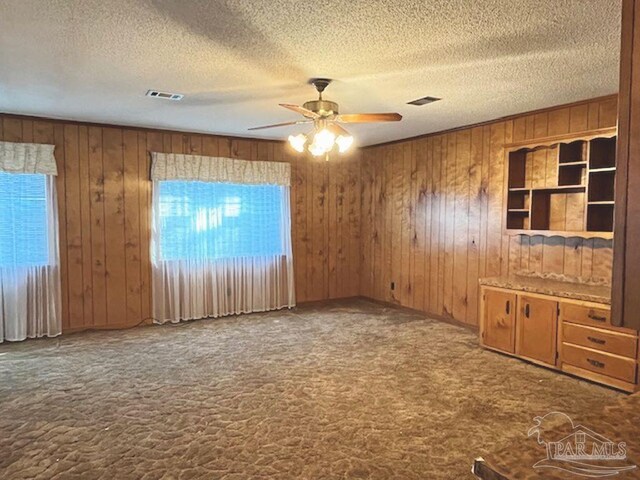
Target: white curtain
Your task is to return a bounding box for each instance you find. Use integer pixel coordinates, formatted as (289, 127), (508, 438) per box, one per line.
(150, 153), (295, 323)
(0, 141), (61, 342)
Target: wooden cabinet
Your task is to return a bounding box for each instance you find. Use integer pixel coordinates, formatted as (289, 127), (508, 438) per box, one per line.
(480, 285), (640, 392)
(562, 343), (637, 384)
(481, 290), (516, 353)
(562, 323), (637, 358)
(559, 300), (638, 392)
(561, 303), (611, 329)
(516, 296), (557, 366)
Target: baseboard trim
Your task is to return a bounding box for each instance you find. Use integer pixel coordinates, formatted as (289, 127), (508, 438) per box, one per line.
(60, 296), (477, 335)
(62, 318), (154, 335)
(295, 296), (363, 307)
(358, 296), (479, 332)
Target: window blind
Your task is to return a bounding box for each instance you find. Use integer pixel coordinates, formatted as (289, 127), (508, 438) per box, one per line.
(0, 172), (50, 266)
(154, 181), (286, 261)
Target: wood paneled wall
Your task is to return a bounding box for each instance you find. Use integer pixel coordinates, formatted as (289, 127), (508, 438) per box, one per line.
(360, 95), (618, 326)
(0, 95), (619, 333)
(0, 114), (361, 332)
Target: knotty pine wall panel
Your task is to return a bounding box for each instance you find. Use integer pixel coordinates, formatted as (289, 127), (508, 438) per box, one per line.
(360, 95), (617, 326)
(0, 114), (361, 332)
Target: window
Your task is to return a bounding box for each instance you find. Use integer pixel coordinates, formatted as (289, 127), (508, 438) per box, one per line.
(155, 181), (285, 261)
(0, 172), (50, 266)
(149, 153), (294, 322)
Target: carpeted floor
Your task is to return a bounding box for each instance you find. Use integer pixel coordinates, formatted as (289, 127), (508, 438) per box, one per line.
(0, 299), (621, 479)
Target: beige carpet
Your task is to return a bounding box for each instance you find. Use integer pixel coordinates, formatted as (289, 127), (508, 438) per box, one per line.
(0, 299), (620, 479)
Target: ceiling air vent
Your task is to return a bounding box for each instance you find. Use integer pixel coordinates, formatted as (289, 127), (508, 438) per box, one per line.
(407, 96), (441, 106)
(146, 90), (184, 101)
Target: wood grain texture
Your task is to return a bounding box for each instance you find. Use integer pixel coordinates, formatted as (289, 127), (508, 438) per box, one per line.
(0, 94), (617, 332)
(360, 96), (617, 326)
(0, 114), (361, 332)
(613, 0), (640, 330)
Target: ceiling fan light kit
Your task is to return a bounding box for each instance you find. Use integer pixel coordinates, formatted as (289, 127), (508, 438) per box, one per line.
(335, 134), (354, 153)
(288, 133), (307, 153)
(250, 78), (402, 160)
(288, 123), (353, 156)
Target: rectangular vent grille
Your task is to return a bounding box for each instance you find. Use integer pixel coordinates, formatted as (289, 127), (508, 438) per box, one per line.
(146, 90), (184, 101)
(407, 96), (441, 106)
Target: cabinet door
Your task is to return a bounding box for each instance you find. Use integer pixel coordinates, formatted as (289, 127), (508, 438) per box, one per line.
(482, 290), (517, 353)
(516, 296), (558, 365)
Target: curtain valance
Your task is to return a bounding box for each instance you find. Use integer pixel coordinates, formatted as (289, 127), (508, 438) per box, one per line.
(0, 141), (57, 175)
(150, 152), (290, 186)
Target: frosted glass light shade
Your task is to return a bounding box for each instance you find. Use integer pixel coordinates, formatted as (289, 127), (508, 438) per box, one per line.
(313, 129), (335, 152)
(336, 135), (354, 153)
(288, 134), (307, 153)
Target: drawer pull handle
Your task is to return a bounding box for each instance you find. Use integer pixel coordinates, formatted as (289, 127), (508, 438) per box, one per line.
(588, 311), (607, 322)
(587, 336), (606, 345)
(525, 304), (530, 318)
(505, 300), (510, 315)
(587, 358), (605, 369)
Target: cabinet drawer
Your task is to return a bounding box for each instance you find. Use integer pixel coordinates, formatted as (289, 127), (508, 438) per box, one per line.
(561, 343), (637, 383)
(562, 323), (637, 358)
(560, 303), (611, 329)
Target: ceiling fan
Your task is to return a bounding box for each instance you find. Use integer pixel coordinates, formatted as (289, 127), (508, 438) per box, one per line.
(248, 78), (402, 158)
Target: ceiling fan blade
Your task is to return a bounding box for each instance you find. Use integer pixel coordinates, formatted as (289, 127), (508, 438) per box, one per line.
(328, 123), (351, 137)
(335, 113), (402, 123)
(248, 120), (312, 131)
(279, 103), (320, 119)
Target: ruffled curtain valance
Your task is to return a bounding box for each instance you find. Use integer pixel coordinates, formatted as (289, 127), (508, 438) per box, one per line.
(150, 153), (290, 186)
(0, 141), (57, 175)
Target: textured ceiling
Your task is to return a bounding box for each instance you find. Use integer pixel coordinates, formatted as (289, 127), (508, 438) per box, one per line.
(0, 0), (621, 146)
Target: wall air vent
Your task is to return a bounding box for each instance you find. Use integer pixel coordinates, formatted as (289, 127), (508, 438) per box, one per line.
(407, 96), (441, 106)
(146, 90), (184, 101)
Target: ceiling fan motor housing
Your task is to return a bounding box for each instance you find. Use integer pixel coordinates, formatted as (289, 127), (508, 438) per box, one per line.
(303, 100), (339, 116)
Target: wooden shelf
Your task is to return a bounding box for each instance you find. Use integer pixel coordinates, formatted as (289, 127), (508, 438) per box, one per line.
(589, 137), (616, 169)
(504, 131), (616, 239)
(507, 229), (613, 240)
(559, 161), (587, 167)
(587, 203), (615, 232)
(588, 170), (615, 203)
(508, 185), (586, 193)
(559, 141), (586, 165)
(531, 185), (586, 193)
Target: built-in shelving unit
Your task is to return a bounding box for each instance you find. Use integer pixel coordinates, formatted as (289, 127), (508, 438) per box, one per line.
(504, 128), (616, 239)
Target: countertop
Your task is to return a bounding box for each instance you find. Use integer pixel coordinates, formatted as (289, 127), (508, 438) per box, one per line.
(479, 273), (611, 305)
